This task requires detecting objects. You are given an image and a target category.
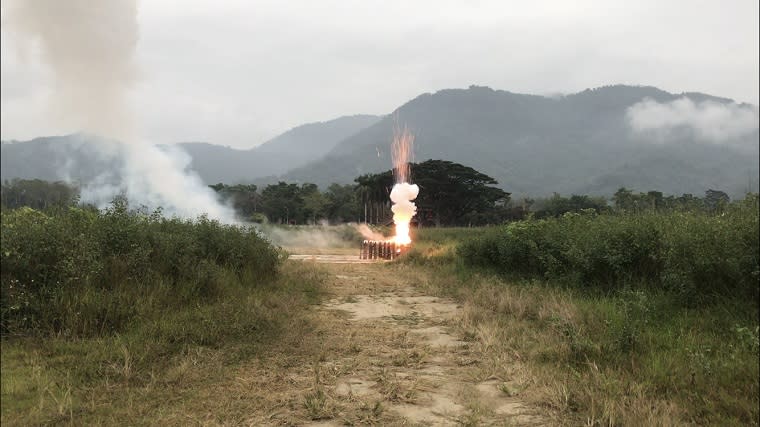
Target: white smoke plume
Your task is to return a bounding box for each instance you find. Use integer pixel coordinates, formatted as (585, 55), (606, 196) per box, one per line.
(4, 0), (237, 222)
(390, 183), (419, 223)
(390, 182), (419, 244)
(355, 223), (387, 241)
(260, 224), (361, 249)
(388, 125), (418, 244)
(626, 97), (759, 144)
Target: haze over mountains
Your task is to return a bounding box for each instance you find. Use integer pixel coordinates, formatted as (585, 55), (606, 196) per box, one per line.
(0, 114), (380, 186)
(2, 85), (758, 198)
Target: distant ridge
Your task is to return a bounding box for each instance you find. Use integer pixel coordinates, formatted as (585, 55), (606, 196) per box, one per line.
(272, 85), (758, 197)
(2, 85), (758, 197)
(1, 114), (381, 184)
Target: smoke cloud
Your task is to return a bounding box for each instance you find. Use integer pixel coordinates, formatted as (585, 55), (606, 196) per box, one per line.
(626, 97), (759, 143)
(260, 224), (362, 249)
(4, 1), (138, 140)
(4, 0), (236, 222)
(390, 183), (419, 224)
(390, 182), (419, 244)
(355, 224), (388, 241)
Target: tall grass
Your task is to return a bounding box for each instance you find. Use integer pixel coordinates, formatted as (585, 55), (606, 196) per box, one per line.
(1, 200), (280, 336)
(459, 195), (759, 303)
(405, 200), (759, 424)
(1, 200), (326, 424)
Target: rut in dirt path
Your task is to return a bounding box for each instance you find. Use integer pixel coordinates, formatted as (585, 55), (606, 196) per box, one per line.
(296, 259), (548, 426)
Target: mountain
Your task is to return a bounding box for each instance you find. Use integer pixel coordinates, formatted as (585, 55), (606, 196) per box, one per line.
(2, 85), (758, 198)
(0, 134), (122, 183)
(176, 114), (381, 183)
(1, 114), (381, 184)
(272, 85), (758, 197)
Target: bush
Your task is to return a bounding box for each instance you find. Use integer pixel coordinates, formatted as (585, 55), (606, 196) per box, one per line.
(1, 200), (281, 336)
(459, 196), (759, 302)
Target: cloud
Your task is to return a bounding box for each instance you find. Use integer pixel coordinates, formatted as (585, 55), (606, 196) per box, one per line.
(2, 1), (758, 147)
(626, 97), (759, 143)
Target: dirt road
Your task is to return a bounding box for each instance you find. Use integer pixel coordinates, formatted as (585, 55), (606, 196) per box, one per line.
(244, 253), (548, 426)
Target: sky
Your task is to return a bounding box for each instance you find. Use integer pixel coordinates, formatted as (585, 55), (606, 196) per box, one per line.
(1, 0), (758, 149)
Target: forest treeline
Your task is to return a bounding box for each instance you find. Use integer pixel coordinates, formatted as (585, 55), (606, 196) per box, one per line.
(0, 159), (744, 226)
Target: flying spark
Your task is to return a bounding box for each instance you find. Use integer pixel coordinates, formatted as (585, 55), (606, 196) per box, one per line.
(390, 126), (418, 245)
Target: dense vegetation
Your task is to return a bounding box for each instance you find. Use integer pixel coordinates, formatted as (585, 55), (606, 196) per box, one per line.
(209, 159), (515, 226)
(1, 199), (282, 336)
(406, 197), (759, 425)
(3, 159), (517, 226)
(3, 175), (747, 234)
(1, 198), (325, 424)
(2, 172), (758, 423)
(1, 179), (79, 210)
(459, 194), (759, 302)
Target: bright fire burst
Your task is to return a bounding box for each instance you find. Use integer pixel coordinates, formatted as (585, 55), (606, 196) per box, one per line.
(390, 126), (419, 245)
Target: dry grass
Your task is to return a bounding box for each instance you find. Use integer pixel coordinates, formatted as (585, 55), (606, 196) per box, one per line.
(218, 258), (546, 425)
(12, 234), (749, 425)
(402, 235), (759, 426)
(1, 262), (326, 426)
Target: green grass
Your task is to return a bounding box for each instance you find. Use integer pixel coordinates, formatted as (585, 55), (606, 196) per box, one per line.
(403, 223), (759, 425)
(1, 262), (326, 425)
(458, 197), (759, 302)
(0, 202), (327, 424)
(1, 202), (281, 336)
(411, 226), (495, 247)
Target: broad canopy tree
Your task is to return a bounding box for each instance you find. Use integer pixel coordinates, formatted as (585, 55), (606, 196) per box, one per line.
(206, 160), (513, 225)
(208, 183), (259, 218)
(355, 160), (510, 226)
(414, 160), (510, 226)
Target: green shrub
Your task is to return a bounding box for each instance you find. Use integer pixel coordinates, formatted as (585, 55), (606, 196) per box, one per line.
(1, 200), (280, 336)
(459, 196), (759, 302)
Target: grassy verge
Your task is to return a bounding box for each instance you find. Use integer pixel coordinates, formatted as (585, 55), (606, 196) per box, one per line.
(403, 225), (759, 425)
(1, 261), (325, 425)
(1, 202), (327, 424)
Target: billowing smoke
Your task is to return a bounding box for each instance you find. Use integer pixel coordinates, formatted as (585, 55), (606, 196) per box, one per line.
(4, 1), (236, 222)
(262, 225), (356, 249)
(355, 224), (387, 241)
(627, 97), (759, 144)
(79, 142), (236, 220)
(3, 1), (138, 139)
(390, 126), (418, 244)
(390, 183), (419, 244)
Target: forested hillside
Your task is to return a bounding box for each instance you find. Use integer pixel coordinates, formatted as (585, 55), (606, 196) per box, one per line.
(277, 85), (758, 197)
(3, 85), (757, 198)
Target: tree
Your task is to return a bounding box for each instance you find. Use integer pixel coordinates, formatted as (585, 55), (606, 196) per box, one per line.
(704, 189), (730, 213)
(533, 193), (608, 218)
(356, 160), (510, 226)
(354, 172), (393, 224)
(208, 183), (259, 218)
(300, 183), (328, 224)
(260, 182), (303, 224)
(1, 179), (79, 210)
(411, 160), (510, 226)
(325, 184), (361, 223)
(613, 187), (634, 211)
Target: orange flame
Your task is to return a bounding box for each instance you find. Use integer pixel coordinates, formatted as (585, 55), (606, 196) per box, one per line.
(393, 223), (412, 245)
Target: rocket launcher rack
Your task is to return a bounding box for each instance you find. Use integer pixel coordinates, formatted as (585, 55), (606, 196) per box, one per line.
(359, 240), (409, 260)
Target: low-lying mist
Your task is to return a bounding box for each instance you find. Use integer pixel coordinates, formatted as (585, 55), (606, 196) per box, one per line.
(258, 223), (390, 249)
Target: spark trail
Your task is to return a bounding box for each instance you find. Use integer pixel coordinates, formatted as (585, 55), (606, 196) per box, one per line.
(390, 127), (418, 245)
